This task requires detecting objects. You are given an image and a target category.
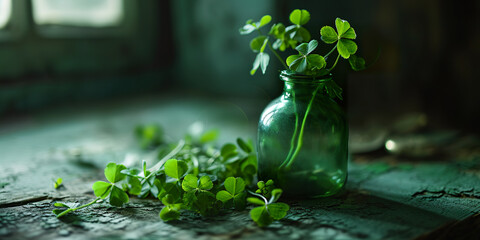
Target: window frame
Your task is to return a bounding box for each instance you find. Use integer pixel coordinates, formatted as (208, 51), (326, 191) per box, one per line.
(0, 0), (29, 41)
(0, 0), (137, 41)
(33, 0), (137, 38)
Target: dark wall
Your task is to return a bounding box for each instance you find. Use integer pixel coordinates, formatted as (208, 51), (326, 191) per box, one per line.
(0, 0), (478, 132)
(0, 0), (173, 115)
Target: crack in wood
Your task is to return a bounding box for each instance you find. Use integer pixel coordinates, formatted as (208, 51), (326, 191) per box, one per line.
(0, 195), (66, 208)
(412, 190), (480, 199)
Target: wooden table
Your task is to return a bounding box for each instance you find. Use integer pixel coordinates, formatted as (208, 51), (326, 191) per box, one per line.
(1, 96), (479, 239)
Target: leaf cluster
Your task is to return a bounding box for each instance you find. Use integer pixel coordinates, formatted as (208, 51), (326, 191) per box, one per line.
(53, 126), (289, 227)
(241, 9), (369, 100)
(248, 188), (290, 227)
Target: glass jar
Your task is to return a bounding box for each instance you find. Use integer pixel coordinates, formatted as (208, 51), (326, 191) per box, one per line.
(257, 70), (348, 198)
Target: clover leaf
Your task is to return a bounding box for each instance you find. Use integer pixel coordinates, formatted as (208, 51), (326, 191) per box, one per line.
(255, 179), (275, 198)
(250, 37), (270, 75)
(199, 129), (219, 143)
(164, 159), (188, 180)
(215, 177), (246, 210)
(92, 163), (129, 207)
(104, 162), (127, 183)
(286, 40), (326, 73)
(92, 181), (112, 199)
(289, 9), (310, 25)
(181, 174), (217, 215)
(236, 138), (253, 153)
(320, 18), (357, 59)
(221, 143), (238, 160)
(239, 15), (272, 35)
(269, 23), (296, 51)
(247, 187), (290, 227)
(159, 194), (183, 221)
(285, 9), (311, 43)
(250, 206), (274, 227)
(348, 54), (366, 71)
(109, 186), (129, 207)
(53, 178), (63, 189)
(182, 174), (213, 192)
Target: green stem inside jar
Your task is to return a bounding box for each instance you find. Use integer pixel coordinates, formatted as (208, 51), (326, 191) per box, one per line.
(280, 83), (322, 169)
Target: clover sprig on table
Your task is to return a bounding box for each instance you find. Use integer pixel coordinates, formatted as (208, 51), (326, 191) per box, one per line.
(53, 124), (289, 227)
(240, 9), (366, 99)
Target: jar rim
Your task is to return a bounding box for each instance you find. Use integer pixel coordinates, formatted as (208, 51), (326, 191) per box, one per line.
(279, 70), (332, 83)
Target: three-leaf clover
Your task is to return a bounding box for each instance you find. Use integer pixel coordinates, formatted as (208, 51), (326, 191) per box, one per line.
(286, 9), (311, 43)
(248, 188), (289, 227)
(182, 174), (217, 215)
(320, 18), (357, 59)
(182, 174), (213, 192)
(216, 177), (246, 210)
(159, 194), (182, 221)
(286, 40), (326, 73)
(92, 162), (129, 207)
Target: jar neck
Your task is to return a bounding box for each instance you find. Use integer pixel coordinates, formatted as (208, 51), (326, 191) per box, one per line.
(280, 71), (332, 99)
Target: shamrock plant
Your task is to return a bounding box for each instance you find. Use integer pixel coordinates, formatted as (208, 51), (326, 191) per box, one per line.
(321, 18), (357, 59)
(92, 163), (129, 207)
(241, 9), (366, 99)
(248, 187), (290, 227)
(53, 124), (290, 227)
(53, 162), (130, 217)
(216, 177), (247, 210)
(286, 40), (325, 74)
(241, 10), (369, 172)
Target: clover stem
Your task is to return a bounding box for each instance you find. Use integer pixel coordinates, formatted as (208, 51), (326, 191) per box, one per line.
(267, 43), (289, 69)
(284, 84), (321, 169)
(56, 197), (101, 218)
(73, 197), (101, 211)
(279, 91), (300, 169)
(327, 54), (341, 72)
(247, 190), (269, 206)
(324, 45), (337, 59)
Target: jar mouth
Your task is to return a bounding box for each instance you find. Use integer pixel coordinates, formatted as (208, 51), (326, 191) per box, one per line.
(280, 70), (332, 83)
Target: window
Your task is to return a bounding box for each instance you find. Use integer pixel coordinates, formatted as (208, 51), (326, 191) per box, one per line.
(32, 0), (124, 28)
(0, 0), (12, 29)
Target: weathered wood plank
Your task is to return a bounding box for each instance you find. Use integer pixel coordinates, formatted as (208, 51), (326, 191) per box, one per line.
(1, 97), (479, 239)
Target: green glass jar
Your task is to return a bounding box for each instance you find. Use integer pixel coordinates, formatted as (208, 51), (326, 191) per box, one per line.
(257, 70), (348, 198)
